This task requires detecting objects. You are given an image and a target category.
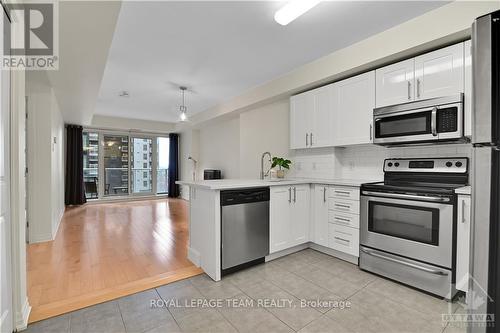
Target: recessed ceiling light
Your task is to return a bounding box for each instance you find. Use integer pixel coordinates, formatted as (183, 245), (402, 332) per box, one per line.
(119, 91), (129, 97)
(274, 0), (321, 26)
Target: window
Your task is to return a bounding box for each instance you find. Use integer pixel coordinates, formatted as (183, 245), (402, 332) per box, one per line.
(143, 153), (148, 160)
(143, 171), (147, 178)
(157, 137), (169, 194)
(103, 135), (129, 196)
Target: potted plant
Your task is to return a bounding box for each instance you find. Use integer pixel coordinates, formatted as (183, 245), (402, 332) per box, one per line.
(271, 157), (292, 178)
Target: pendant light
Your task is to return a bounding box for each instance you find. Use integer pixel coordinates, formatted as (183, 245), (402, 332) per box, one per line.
(179, 86), (188, 122)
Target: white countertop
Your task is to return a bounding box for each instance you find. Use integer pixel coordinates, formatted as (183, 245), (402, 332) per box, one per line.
(177, 177), (381, 190)
(455, 185), (471, 195)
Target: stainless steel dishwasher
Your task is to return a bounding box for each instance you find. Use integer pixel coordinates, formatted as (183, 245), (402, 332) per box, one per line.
(221, 188), (270, 274)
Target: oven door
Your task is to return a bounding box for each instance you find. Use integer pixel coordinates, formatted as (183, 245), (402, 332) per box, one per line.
(360, 191), (454, 268)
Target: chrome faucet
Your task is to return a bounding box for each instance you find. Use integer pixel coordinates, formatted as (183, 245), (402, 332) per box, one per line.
(188, 156), (198, 181)
(260, 152), (272, 180)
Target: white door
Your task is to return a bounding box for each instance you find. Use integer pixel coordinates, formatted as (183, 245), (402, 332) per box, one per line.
(270, 186), (291, 253)
(375, 58), (415, 107)
(464, 40), (472, 137)
(290, 91), (313, 149)
(291, 185), (310, 246)
(456, 195), (471, 292)
(0, 8), (13, 333)
(334, 71), (375, 146)
(311, 85), (333, 148)
(313, 185), (328, 247)
(414, 43), (464, 100)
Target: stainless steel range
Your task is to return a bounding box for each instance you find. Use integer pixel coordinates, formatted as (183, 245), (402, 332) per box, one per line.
(359, 157), (468, 300)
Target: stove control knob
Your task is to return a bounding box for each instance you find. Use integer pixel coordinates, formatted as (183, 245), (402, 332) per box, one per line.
(446, 161), (453, 167)
(394, 162), (400, 167)
(387, 162), (393, 167)
(455, 161), (463, 167)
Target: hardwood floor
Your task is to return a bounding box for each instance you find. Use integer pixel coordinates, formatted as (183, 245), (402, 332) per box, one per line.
(27, 198), (202, 323)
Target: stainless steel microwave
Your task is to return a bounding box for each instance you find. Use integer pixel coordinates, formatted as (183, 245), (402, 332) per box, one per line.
(373, 94), (464, 145)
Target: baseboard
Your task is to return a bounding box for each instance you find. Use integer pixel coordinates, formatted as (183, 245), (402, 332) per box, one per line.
(15, 298), (31, 331)
(265, 243), (310, 261)
(187, 247), (200, 266)
(309, 243), (359, 265)
(28, 232), (53, 244)
(51, 210), (64, 240)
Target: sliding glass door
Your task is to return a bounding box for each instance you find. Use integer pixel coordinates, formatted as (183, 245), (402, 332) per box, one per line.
(83, 130), (170, 199)
(103, 135), (129, 196)
(131, 137), (153, 195)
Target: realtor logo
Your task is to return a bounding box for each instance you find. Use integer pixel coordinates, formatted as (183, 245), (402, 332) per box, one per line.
(2, 1), (58, 69)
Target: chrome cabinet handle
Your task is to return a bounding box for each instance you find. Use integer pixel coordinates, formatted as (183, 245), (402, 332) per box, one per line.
(310, 133), (313, 146)
(416, 78), (421, 98)
(305, 133), (309, 146)
(288, 187), (291, 203)
(293, 187), (297, 203)
(407, 81), (411, 100)
(334, 190), (350, 195)
(369, 123), (373, 141)
(362, 190), (450, 202)
(334, 216), (350, 222)
(361, 248), (448, 276)
(461, 199), (466, 223)
(334, 236), (350, 243)
(431, 107), (437, 136)
(323, 187), (327, 202)
(334, 203), (351, 209)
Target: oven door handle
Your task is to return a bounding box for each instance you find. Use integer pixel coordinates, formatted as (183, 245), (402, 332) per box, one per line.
(361, 191), (450, 202)
(361, 248), (448, 276)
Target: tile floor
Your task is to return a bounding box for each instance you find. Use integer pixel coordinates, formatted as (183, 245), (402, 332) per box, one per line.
(24, 249), (467, 333)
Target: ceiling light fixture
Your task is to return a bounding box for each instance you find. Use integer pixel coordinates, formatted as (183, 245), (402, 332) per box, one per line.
(179, 86), (188, 122)
(274, 0), (321, 26)
(118, 90), (129, 97)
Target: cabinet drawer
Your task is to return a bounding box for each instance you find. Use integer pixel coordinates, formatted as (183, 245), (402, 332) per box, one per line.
(329, 198), (360, 215)
(328, 211), (359, 229)
(329, 186), (359, 200)
(328, 224), (359, 257)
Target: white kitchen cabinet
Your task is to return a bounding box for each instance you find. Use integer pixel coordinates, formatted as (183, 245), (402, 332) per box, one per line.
(375, 58), (415, 107)
(414, 43), (464, 100)
(333, 71), (375, 146)
(456, 194), (471, 293)
(270, 185), (310, 253)
(464, 39), (472, 137)
(290, 85), (334, 149)
(290, 91), (314, 149)
(313, 185), (329, 247)
(328, 224), (359, 257)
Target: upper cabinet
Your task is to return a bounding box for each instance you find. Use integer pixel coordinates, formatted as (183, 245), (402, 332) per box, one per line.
(376, 43), (465, 108)
(290, 85), (334, 149)
(414, 43), (464, 100)
(375, 58), (415, 107)
(290, 42), (469, 148)
(333, 71), (375, 146)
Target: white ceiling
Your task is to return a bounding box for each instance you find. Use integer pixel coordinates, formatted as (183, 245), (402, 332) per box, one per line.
(95, 1), (448, 123)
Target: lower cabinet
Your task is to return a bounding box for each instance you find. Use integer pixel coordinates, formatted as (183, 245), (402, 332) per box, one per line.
(313, 185), (329, 247)
(456, 194), (471, 293)
(270, 184), (310, 253)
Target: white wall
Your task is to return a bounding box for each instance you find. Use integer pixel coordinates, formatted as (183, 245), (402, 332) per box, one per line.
(26, 72), (65, 243)
(91, 115), (175, 133)
(198, 116), (240, 179)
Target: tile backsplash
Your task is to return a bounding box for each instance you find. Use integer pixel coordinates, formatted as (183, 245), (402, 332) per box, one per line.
(289, 143), (472, 181)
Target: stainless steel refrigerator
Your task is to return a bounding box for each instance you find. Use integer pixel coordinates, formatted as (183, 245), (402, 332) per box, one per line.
(470, 9), (500, 333)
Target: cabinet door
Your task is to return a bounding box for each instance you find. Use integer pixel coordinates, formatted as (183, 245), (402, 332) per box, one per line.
(313, 185), (328, 247)
(311, 85), (334, 148)
(290, 91), (313, 149)
(333, 71), (375, 146)
(375, 58), (415, 107)
(464, 40), (472, 137)
(414, 43), (464, 100)
(291, 185), (310, 246)
(456, 195), (471, 292)
(270, 186), (292, 253)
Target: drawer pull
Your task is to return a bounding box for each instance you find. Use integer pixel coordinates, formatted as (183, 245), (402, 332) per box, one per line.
(335, 204), (351, 209)
(334, 236), (350, 243)
(334, 190), (350, 195)
(334, 216), (350, 222)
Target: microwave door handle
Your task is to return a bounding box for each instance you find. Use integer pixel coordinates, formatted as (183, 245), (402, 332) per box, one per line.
(361, 248), (448, 276)
(431, 107), (438, 136)
(361, 190), (450, 202)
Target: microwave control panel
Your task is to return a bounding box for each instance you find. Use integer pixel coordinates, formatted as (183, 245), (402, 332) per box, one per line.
(437, 107), (458, 133)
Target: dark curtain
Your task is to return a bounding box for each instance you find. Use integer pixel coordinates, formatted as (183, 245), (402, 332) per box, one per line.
(65, 125), (86, 205)
(168, 133), (180, 197)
